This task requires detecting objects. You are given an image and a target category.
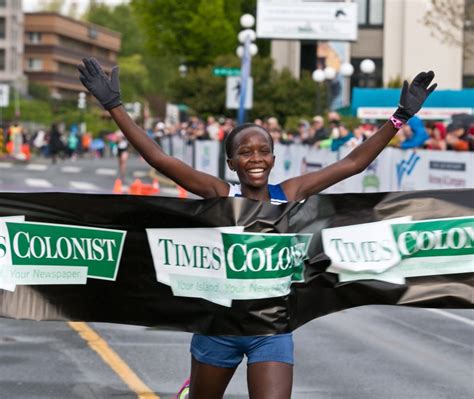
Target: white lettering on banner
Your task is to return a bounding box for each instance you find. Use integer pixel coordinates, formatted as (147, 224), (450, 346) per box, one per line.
(12, 232), (116, 262)
(323, 217), (412, 274)
(324, 216), (474, 284)
(146, 227), (244, 307)
(397, 227), (474, 256)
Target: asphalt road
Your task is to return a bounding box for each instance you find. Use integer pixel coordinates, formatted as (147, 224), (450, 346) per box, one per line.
(0, 155), (473, 398)
(0, 307), (472, 398)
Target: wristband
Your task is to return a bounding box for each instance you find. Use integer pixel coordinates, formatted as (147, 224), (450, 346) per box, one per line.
(390, 115), (404, 130)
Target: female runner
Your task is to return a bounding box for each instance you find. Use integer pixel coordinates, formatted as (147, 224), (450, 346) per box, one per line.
(78, 58), (436, 399)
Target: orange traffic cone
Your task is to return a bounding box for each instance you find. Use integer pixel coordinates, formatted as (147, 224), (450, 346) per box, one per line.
(177, 185), (188, 199)
(152, 178), (160, 194)
(129, 178), (143, 195)
(113, 178), (123, 194)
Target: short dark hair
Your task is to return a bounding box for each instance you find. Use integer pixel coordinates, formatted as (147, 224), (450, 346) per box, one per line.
(225, 123), (274, 158)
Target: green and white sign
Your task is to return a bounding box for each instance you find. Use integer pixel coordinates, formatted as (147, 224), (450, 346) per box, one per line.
(0, 219), (126, 290)
(146, 227), (312, 306)
(213, 67), (240, 77)
(323, 216), (474, 284)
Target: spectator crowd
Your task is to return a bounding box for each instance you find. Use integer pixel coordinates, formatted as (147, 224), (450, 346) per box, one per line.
(1, 112), (473, 164)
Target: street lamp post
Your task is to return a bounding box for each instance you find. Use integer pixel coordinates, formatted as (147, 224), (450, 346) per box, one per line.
(312, 62), (354, 114)
(312, 68), (325, 115)
(360, 58), (376, 87)
(236, 14), (257, 125)
(77, 91), (86, 134)
(178, 64), (187, 77)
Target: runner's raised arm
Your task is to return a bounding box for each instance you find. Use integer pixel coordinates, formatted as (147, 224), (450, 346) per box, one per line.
(281, 71), (437, 201)
(77, 57), (229, 199)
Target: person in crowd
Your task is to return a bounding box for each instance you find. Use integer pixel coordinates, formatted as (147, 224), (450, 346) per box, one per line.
(266, 116), (280, 132)
(32, 129), (48, 157)
(345, 124), (368, 148)
(297, 119), (311, 144)
(67, 130), (79, 160)
(445, 122), (470, 151)
(81, 131), (92, 155)
(116, 130), (129, 181)
(78, 57), (436, 399)
(330, 123), (354, 151)
(424, 121), (447, 150)
(48, 123), (65, 164)
(302, 115), (329, 146)
(396, 115), (429, 149)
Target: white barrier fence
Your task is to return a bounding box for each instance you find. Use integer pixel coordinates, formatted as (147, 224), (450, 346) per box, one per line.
(160, 137), (474, 192)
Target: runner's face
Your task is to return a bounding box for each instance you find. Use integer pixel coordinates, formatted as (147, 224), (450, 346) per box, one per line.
(227, 128), (275, 188)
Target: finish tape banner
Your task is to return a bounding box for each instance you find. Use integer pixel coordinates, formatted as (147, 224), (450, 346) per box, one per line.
(0, 190), (472, 335)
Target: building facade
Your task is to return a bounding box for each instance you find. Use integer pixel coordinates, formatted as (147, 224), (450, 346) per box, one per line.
(0, 0), (26, 94)
(23, 12), (120, 99)
(271, 0), (474, 91)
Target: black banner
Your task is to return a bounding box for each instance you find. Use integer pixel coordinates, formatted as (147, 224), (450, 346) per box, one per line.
(0, 190), (472, 335)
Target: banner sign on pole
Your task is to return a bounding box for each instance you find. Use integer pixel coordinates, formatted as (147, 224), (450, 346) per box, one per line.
(256, 1), (358, 41)
(226, 76), (253, 110)
(0, 84), (9, 107)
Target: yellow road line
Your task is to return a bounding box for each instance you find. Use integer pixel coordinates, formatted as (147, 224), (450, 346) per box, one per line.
(68, 321), (160, 399)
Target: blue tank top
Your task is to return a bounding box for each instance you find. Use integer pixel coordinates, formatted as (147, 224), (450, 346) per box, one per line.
(228, 183), (288, 205)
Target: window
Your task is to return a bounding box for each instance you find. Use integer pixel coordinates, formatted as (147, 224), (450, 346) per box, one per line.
(0, 17), (5, 39)
(27, 58), (43, 71)
(463, 75), (474, 88)
(27, 32), (42, 44)
(356, 0), (384, 27)
(0, 50), (5, 71)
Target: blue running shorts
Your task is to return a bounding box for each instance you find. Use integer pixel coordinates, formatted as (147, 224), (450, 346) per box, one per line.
(190, 333), (294, 368)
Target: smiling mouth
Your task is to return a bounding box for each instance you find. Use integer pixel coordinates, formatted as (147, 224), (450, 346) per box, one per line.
(247, 168), (266, 177)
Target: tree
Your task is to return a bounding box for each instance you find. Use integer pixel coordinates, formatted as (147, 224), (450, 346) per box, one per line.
(40, 0), (64, 12)
(423, 0), (474, 57)
(167, 55), (323, 124)
(131, 0), (237, 67)
(83, 2), (144, 58)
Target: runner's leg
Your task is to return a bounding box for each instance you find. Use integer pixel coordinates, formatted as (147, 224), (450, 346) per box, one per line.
(247, 361), (293, 399)
(189, 356), (237, 399)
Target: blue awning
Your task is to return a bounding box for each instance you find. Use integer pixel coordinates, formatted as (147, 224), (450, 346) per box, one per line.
(351, 88), (474, 116)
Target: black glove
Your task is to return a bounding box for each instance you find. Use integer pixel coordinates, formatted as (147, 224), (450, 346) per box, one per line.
(393, 71), (437, 123)
(77, 57), (121, 110)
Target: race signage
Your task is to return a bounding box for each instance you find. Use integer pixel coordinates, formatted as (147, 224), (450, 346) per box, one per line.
(146, 227), (312, 306)
(226, 76), (253, 109)
(357, 107), (473, 120)
(0, 219), (126, 290)
(323, 216), (474, 284)
(256, 0), (358, 41)
(0, 84), (9, 107)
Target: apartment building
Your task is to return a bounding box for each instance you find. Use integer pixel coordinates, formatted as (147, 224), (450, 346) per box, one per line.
(0, 0), (26, 94)
(271, 0), (473, 90)
(24, 12), (121, 99)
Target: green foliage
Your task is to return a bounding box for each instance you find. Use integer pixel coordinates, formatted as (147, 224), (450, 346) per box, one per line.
(2, 98), (53, 125)
(27, 82), (51, 102)
(131, 0), (237, 68)
(83, 2), (144, 58)
(117, 54), (151, 101)
(387, 75), (403, 88)
(167, 55), (327, 124)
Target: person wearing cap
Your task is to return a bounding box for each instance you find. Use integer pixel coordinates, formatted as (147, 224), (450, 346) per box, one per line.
(446, 122), (470, 151)
(302, 116), (329, 146)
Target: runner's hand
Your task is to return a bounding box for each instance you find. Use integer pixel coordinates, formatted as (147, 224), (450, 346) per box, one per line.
(393, 71), (437, 123)
(77, 57), (121, 110)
